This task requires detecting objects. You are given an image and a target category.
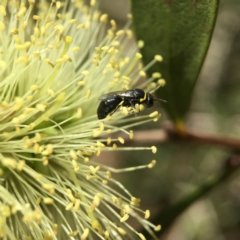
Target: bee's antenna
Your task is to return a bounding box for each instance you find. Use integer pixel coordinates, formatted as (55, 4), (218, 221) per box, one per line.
(154, 98), (167, 103)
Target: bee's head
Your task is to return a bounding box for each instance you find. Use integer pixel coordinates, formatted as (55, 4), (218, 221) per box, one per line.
(146, 92), (167, 107)
(145, 93), (154, 108)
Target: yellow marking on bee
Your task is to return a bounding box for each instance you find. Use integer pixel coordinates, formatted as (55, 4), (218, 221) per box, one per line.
(140, 92), (146, 102)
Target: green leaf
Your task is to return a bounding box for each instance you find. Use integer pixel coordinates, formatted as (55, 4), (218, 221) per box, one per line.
(131, 0), (219, 123)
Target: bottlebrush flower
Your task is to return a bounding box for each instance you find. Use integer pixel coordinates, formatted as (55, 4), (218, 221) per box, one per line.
(0, 0), (163, 239)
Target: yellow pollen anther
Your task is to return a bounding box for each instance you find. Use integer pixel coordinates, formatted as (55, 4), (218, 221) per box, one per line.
(16, 127), (21, 134)
(43, 198), (54, 204)
(118, 137), (125, 144)
(0, 22), (5, 31)
(122, 76), (131, 82)
(73, 199), (81, 212)
(70, 150), (78, 160)
(151, 146), (157, 154)
(55, 24), (64, 33)
(145, 210), (150, 219)
(136, 53), (142, 59)
(116, 30), (125, 36)
(110, 20), (117, 30)
(72, 46), (80, 52)
(34, 27), (40, 38)
(17, 161), (25, 172)
(85, 89), (91, 99)
(77, 108), (82, 118)
(148, 160), (156, 168)
(36, 104), (46, 112)
(106, 171), (111, 179)
(149, 111), (159, 118)
(81, 228), (89, 239)
(138, 233), (146, 240)
(139, 70), (146, 77)
(100, 14), (108, 23)
(124, 204), (130, 214)
(117, 228), (126, 235)
(153, 114), (160, 122)
(152, 72), (162, 78)
(102, 179), (108, 184)
(42, 184), (55, 194)
(0, 60), (7, 69)
(154, 55), (163, 62)
(47, 89), (55, 97)
(65, 202), (73, 211)
(30, 35), (36, 45)
(57, 92), (66, 102)
(11, 28), (18, 35)
(93, 129), (102, 138)
(35, 133), (42, 142)
(112, 143), (117, 150)
(93, 193), (103, 207)
(154, 225), (161, 231)
(89, 165), (101, 174)
(129, 130), (134, 139)
(2, 157), (17, 169)
(107, 137), (111, 145)
(0, 6), (6, 16)
(104, 231), (110, 239)
(67, 189), (76, 203)
(45, 22), (53, 29)
(158, 78), (166, 86)
(77, 23), (85, 29)
(138, 40), (145, 48)
(101, 46), (109, 51)
(31, 85), (41, 91)
(34, 143), (40, 153)
(42, 150), (51, 156)
(82, 70), (90, 76)
(97, 141), (105, 148)
(78, 81), (86, 86)
(99, 122), (104, 131)
(15, 42), (31, 50)
(90, 0), (96, 6)
(17, 6), (27, 19)
(69, 230), (79, 237)
(12, 117), (20, 124)
(33, 15), (41, 21)
(56, 1), (62, 9)
(120, 214), (129, 222)
(72, 160), (79, 172)
(68, 19), (77, 24)
(107, 47), (115, 54)
(131, 197), (141, 204)
(126, 30), (133, 38)
(65, 36), (73, 43)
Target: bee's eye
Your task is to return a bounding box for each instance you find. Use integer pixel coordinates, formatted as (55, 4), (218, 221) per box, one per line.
(146, 93), (154, 107)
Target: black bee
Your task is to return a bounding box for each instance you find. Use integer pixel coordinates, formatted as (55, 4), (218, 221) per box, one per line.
(97, 88), (166, 119)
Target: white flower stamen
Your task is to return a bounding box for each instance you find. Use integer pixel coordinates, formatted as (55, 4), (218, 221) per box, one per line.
(0, 1), (164, 239)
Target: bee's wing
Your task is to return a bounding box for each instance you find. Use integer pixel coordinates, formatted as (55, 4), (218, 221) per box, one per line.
(98, 91), (124, 100)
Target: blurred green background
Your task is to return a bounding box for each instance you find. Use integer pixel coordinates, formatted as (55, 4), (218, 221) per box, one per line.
(97, 0), (240, 239)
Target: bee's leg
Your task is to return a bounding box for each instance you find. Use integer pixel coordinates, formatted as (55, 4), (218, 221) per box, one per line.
(129, 100), (137, 116)
(109, 105), (120, 116)
(109, 100), (124, 116)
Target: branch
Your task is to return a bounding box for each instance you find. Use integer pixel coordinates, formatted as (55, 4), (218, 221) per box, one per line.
(115, 123), (240, 150)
